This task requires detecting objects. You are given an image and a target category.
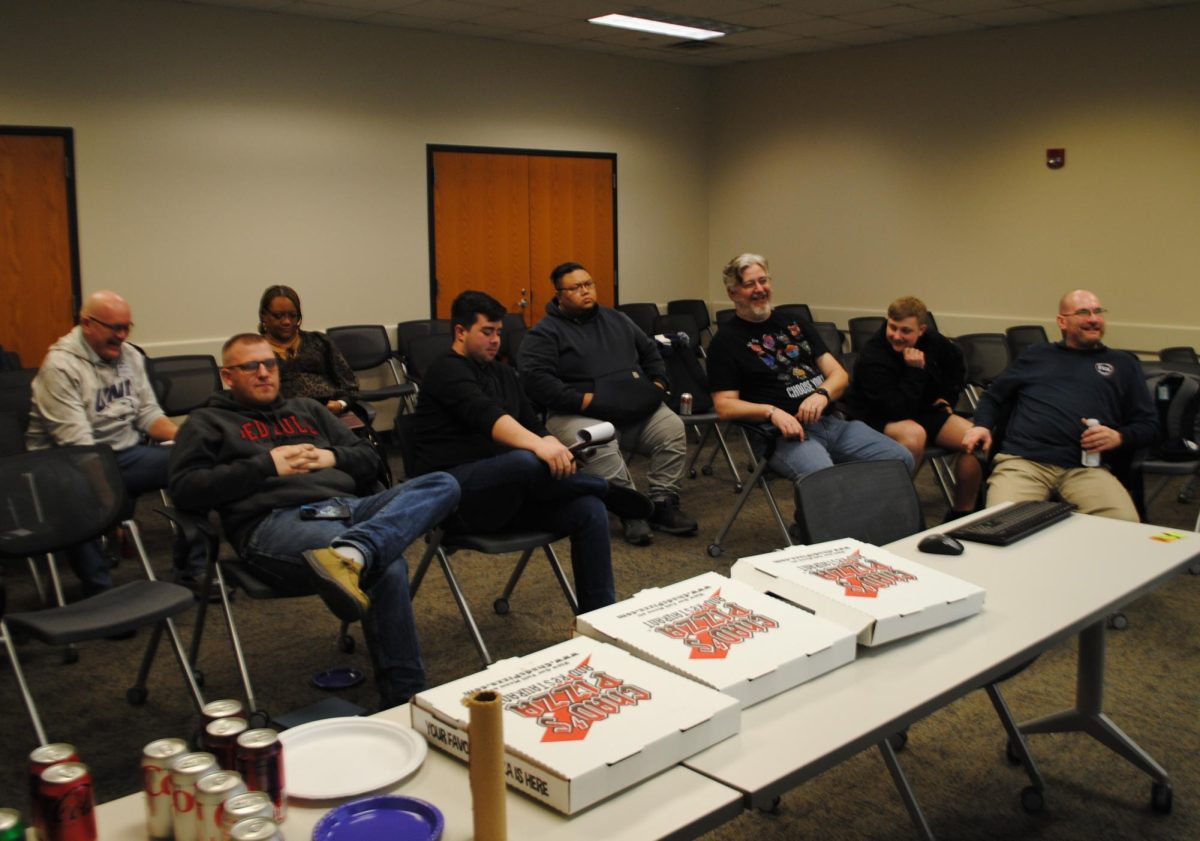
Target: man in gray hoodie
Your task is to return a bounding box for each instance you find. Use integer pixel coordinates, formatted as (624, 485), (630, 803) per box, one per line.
(27, 290), (200, 594)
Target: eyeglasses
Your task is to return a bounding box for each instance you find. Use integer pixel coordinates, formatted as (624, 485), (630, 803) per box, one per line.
(1062, 308), (1107, 318)
(558, 279), (596, 295)
(85, 316), (134, 334)
(224, 358), (279, 374)
(738, 276), (771, 290)
(265, 310), (301, 322)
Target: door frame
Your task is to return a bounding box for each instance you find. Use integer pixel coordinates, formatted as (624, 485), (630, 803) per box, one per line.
(0, 125), (83, 317)
(426, 143), (618, 318)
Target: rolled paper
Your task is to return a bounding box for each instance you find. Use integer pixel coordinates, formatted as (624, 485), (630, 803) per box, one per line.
(465, 689), (507, 841)
(575, 421), (616, 447)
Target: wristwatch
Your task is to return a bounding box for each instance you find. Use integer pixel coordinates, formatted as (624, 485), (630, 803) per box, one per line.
(814, 388), (830, 401)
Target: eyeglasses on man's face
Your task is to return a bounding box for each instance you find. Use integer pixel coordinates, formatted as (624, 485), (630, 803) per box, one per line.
(1062, 308), (1107, 318)
(225, 358), (279, 374)
(558, 279), (596, 295)
(85, 316), (134, 334)
(265, 310), (301, 322)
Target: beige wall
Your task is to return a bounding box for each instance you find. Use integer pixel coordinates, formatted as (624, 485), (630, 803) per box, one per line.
(708, 4), (1200, 350)
(0, 0), (710, 356)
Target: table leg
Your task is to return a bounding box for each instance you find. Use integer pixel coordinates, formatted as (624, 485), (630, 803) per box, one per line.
(878, 739), (936, 841)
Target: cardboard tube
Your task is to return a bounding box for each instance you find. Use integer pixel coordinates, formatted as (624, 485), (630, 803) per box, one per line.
(465, 689), (507, 841)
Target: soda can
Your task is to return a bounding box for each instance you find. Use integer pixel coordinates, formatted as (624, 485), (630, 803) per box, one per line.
(200, 700), (245, 730)
(229, 818), (281, 841)
(37, 762), (95, 841)
(679, 393), (693, 416)
(235, 730), (285, 822)
(219, 793), (273, 839)
(0, 808), (27, 841)
(29, 744), (79, 839)
(143, 738), (189, 840)
(205, 718), (249, 771)
(195, 772), (246, 841)
(168, 753), (218, 841)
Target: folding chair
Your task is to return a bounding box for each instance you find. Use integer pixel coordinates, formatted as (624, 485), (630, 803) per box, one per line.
(1141, 371), (1200, 542)
(402, 332), (454, 387)
(848, 316), (885, 352)
(393, 415), (578, 666)
(1159, 346), (1199, 365)
(791, 459), (1048, 827)
(1005, 325), (1049, 361)
(616, 302), (659, 337)
(811, 321), (845, 362)
(955, 333), (1011, 409)
(0, 446), (204, 745)
(666, 299), (714, 343)
(147, 354), (222, 416)
(774, 303), (814, 324)
(706, 424), (793, 558)
(326, 325), (417, 414)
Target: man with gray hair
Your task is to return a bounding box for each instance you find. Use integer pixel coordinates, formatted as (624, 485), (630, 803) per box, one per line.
(707, 254), (913, 522)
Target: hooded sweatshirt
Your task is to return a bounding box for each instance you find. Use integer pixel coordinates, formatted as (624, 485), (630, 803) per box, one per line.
(27, 327), (166, 451)
(168, 391), (380, 551)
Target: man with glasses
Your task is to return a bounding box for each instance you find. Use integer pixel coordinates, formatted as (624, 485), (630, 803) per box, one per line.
(963, 290), (1156, 520)
(519, 262), (698, 546)
(27, 290), (204, 596)
(169, 333), (460, 708)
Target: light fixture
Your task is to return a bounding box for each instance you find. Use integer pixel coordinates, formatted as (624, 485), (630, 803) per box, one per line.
(588, 13), (726, 41)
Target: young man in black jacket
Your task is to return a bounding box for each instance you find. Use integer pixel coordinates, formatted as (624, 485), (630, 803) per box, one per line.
(411, 291), (651, 612)
(168, 333), (460, 707)
(518, 262), (697, 546)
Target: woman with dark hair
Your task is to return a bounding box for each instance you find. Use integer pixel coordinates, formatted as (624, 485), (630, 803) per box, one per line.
(258, 285), (358, 415)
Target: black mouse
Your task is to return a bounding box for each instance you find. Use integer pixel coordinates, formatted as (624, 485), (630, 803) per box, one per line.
(918, 533), (964, 555)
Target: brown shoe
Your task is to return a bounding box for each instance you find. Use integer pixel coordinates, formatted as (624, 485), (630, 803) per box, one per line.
(304, 548), (369, 621)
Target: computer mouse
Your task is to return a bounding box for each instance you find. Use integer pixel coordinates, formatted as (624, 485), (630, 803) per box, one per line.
(917, 533), (965, 556)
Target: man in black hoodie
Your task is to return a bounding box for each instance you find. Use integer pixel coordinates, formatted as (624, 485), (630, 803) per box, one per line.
(169, 333), (460, 707)
(518, 262), (697, 546)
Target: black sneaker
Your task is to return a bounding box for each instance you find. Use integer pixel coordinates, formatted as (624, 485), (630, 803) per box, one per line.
(648, 494), (698, 536)
(603, 485), (654, 520)
(621, 518), (653, 546)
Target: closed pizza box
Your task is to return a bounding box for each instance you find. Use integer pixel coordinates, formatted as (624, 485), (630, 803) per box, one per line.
(575, 572), (855, 708)
(410, 636), (740, 814)
(731, 538), (985, 646)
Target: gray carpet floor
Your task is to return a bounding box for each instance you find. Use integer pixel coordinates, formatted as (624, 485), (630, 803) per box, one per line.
(2, 447), (1198, 840)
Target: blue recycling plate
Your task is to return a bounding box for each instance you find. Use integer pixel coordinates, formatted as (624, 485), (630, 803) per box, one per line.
(312, 795), (444, 841)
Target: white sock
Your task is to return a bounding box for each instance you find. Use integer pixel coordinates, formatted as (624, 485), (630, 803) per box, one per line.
(332, 545), (365, 569)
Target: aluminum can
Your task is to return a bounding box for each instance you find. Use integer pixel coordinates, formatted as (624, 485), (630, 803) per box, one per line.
(195, 772), (246, 841)
(229, 818), (281, 841)
(143, 738), (189, 840)
(679, 392), (693, 416)
(37, 763), (95, 841)
(204, 718), (249, 771)
(219, 793), (273, 839)
(200, 700), (245, 730)
(29, 744), (79, 839)
(235, 730), (285, 822)
(168, 753), (218, 841)
(0, 808), (26, 841)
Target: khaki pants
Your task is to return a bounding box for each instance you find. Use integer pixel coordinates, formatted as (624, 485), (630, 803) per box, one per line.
(987, 453), (1139, 522)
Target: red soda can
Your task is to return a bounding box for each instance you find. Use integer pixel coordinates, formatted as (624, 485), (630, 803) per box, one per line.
(235, 730), (286, 822)
(37, 762), (95, 841)
(29, 744), (79, 838)
(205, 717), (249, 771)
(168, 752), (218, 841)
(219, 792), (273, 838)
(194, 771), (246, 841)
(142, 738), (188, 840)
(679, 392), (694, 416)
(201, 700), (245, 730)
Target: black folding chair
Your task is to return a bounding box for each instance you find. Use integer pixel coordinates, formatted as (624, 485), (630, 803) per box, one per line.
(147, 355), (222, 416)
(616, 302), (660, 337)
(1005, 325), (1050, 361)
(327, 325), (417, 414)
(955, 333), (1011, 408)
(774, 303), (814, 324)
(811, 321), (845, 362)
(666, 299), (714, 342)
(848, 317), (886, 352)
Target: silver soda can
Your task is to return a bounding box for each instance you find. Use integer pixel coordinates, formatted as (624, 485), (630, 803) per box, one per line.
(167, 753), (217, 841)
(195, 772), (246, 841)
(219, 793), (274, 840)
(200, 700), (245, 729)
(142, 738), (188, 840)
(229, 818), (281, 841)
(679, 393), (693, 416)
(204, 718), (248, 771)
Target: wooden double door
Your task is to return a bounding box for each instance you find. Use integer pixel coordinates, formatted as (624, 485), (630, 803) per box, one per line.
(429, 147), (616, 327)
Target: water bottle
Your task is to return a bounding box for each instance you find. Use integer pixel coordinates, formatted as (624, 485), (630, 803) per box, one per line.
(1082, 418), (1101, 467)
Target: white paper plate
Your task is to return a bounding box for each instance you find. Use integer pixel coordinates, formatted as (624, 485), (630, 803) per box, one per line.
(280, 717), (427, 800)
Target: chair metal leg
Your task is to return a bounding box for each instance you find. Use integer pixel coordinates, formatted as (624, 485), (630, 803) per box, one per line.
(43, 553), (77, 663)
(26, 557), (48, 606)
(1, 618), (49, 745)
(928, 456), (957, 509)
(708, 459), (772, 557)
(878, 738), (936, 841)
(433, 548), (492, 666)
(495, 548), (536, 609)
(410, 534), (440, 598)
(540, 545), (579, 613)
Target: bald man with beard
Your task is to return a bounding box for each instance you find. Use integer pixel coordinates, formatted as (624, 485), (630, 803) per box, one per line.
(963, 290), (1157, 521)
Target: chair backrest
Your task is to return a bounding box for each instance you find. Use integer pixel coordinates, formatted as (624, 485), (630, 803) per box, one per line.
(955, 333), (1011, 386)
(774, 303), (814, 324)
(404, 332), (454, 384)
(847, 316), (886, 352)
(500, 327), (527, 366)
(0, 368), (37, 430)
(326, 325), (395, 371)
(653, 313), (701, 348)
(616, 303), (660, 337)
(396, 320), (434, 359)
(792, 459), (924, 546)
(714, 308), (736, 328)
(1159, 346), (1199, 365)
(658, 335), (714, 414)
(1005, 325), (1050, 361)
(148, 355), (222, 416)
(0, 344), (22, 371)
(1145, 371), (1200, 460)
(924, 311), (940, 334)
(811, 321), (844, 360)
(0, 445), (127, 558)
(666, 299), (711, 333)
(391, 412), (421, 480)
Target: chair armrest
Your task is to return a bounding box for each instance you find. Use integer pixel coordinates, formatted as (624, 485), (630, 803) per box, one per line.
(735, 421), (782, 460)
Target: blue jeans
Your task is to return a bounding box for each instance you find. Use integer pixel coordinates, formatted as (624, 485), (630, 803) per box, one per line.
(243, 472), (461, 705)
(67, 445), (206, 594)
(765, 417), (914, 515)
(443, 450), (616, 612)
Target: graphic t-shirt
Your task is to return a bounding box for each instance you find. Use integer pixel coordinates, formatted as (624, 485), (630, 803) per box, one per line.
(707, 312), (831, 416)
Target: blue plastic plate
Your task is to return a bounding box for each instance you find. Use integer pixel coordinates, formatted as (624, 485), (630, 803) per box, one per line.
(313, 795), (444, 841)
(311, 666), (365, 690)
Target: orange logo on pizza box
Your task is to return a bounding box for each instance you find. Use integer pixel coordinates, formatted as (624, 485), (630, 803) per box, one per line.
(811, 550), (917, 598)
(507, 656), (651, 743)
(653, 589), (779, 659)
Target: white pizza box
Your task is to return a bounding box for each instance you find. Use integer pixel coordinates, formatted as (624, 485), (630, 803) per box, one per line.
(410, 636), (740, 815)
(575, 572), (856, 708)
(731, 538), (986, 646)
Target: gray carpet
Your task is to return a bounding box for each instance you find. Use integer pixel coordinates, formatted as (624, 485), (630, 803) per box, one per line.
(2, 449), (1197, 841)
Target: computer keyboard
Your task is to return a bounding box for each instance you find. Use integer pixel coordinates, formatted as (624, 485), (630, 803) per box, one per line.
(948, 500), (1076, 546)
